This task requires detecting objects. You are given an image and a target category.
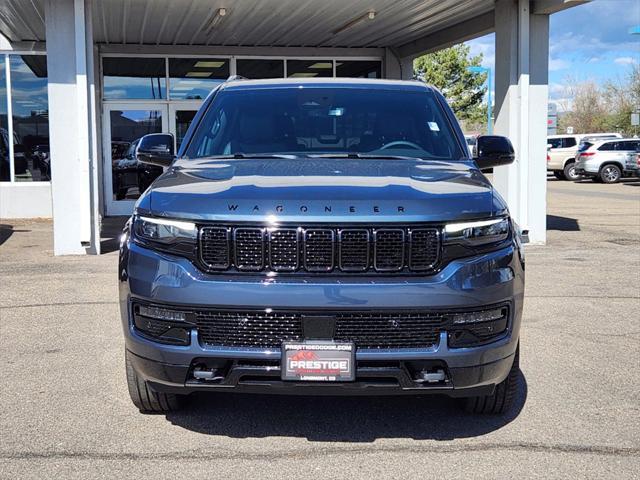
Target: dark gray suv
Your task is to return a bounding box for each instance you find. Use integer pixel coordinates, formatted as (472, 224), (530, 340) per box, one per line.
(119, 78), (524, 415)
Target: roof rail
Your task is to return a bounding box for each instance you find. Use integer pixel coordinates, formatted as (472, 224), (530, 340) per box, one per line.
(226, 75), (249, 82)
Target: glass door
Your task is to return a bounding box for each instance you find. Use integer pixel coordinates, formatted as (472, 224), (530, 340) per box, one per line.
(169, 102), (201, 154)
(103, 104), (168, 216)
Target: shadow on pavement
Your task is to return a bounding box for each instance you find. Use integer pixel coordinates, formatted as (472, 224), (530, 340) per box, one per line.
(0, 223), (31, 247)
(101, 216), (129, 254)
(547, 214), (580, 232)
(166, 371), (527, 441)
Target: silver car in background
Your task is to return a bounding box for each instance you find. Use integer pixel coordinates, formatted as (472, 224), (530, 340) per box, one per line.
(574, 138), (640, 183)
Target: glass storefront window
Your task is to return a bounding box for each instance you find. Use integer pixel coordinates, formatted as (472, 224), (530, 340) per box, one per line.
(236, 59), (284, 79)
(286, 60), (333, 78)
(103, 57), (166, 100)
(109, 110), (163, 201)
(169, 58), (229, 100)
(0, 58), (9, 181)
(10, 55), (50, 182)
(336, 60), (382, 78)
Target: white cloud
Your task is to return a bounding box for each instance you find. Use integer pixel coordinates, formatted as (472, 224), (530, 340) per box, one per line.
(614, 56), (637, 65)
(549, 58), (571, 71)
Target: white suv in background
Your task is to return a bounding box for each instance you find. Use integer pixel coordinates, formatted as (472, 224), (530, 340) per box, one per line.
(574, 138), (640, 183)
(547, 133), (622, 181)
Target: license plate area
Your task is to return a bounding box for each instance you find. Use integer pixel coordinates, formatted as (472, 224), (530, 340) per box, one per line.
(282, 342), (355, 382)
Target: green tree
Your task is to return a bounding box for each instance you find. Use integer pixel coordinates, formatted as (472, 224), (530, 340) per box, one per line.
(413, 44), (488, 130)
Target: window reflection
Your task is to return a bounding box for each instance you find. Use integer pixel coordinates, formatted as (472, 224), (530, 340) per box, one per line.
(236, 59), (284, 79)
(11, 55), (50, 182)
(103, 57), (166, 100)
(110, 110), (163, 201)
(336, 61), (382, 78)
(169, 58), (229, 99)
(0, 58), (8, 181)
(287, 60), (333, 78)
(175, 110), (198, 151)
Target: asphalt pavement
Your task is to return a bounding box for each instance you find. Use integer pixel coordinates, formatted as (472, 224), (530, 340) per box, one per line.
(1, 177), (639, 479)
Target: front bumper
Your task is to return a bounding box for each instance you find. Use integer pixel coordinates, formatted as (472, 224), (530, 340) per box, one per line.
(119, 240), (524, 396)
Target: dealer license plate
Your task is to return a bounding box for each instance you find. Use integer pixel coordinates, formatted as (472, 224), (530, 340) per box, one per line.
(281, 342), (355, 382)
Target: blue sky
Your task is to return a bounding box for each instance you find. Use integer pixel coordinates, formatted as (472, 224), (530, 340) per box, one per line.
(465, 0), (640, 110)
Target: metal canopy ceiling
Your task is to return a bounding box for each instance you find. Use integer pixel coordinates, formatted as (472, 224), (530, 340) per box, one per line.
(0, 0), (495, 49)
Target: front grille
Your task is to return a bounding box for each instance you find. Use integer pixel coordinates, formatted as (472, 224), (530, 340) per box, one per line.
(199, 225), (440, 274)
(195, 309), (448, 349)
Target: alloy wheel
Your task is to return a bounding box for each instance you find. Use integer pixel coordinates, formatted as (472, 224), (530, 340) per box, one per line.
(602, 166), (620, 183)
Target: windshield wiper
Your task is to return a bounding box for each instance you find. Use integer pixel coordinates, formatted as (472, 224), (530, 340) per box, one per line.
(199, 153), (296, 160)
(310, 153), (419, 160)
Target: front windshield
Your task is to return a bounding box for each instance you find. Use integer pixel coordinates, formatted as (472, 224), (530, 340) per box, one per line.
(184, 86), (465, 160)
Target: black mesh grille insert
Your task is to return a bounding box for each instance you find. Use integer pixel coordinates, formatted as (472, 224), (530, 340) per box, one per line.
(234, 228), (264, 271)
(339, 229), (370, 271)
(409, 229), (439, 270)
(269, 229), (299, 272)
(304, 229), (334, 271)
(374, 229), (405, 271)
(335, 312), (444, 348)
(197, 225), (441, 274)
(194, 309), (448, 349)
(197, 311), (302, 348)
(200, 227), (229, 269)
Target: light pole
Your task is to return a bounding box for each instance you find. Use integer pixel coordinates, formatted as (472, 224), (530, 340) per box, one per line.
(467, 66), (492, 134)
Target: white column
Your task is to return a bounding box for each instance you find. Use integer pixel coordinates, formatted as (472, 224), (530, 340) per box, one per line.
(45, 0), (98, 254)
(400, 56), (414, 80)
(493, 0), (548, 244)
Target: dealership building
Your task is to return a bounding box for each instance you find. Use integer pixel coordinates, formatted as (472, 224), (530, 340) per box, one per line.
(0, 0), (585, 254)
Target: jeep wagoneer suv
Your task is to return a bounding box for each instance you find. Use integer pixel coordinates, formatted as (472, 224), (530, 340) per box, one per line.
(119, 78), (524, 415)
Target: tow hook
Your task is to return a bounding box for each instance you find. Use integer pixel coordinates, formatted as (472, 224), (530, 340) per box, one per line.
(414, 369), (446, 384)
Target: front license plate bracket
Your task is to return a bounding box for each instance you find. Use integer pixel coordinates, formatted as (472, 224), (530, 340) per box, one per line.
(281, 341), (355, 382)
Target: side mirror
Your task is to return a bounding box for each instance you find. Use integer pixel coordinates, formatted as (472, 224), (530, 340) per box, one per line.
(474, 135), (515, 169)
(136, 133), (175, 167)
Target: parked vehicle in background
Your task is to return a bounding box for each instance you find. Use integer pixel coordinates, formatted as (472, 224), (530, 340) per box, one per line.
(464, 134), (477, 157)
(547, 133), (622, 181)
(574, 138), (640, 183)
(112, 138), (163, 200)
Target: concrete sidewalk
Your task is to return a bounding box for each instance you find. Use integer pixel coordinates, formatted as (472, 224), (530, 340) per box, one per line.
(1, 178), (639, 479)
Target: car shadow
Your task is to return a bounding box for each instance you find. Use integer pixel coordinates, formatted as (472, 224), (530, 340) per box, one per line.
(165, 370), (527, 441)
(100, 216), (129, 254)
(547, 214), (580, 231)
(0, 223), (31, 246)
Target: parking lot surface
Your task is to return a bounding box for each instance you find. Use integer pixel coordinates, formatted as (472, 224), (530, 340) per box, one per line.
(1, 178), (639, 479)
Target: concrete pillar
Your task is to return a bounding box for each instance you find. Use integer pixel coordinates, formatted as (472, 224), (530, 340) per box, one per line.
(493, 0), (548, 244)
(384, 48), (401, 79)
(400, 56), (414, 80)
(45, 0), (99, 254)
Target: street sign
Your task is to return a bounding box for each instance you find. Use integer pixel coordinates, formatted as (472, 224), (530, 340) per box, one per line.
(631, 113), (639, 127)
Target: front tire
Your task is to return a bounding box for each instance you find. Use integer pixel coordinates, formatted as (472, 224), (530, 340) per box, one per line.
(125, 351), (184, 413)
(599, 164), (621, 184)
(462, 345), (519, 414)
(563, 162), (580, 181)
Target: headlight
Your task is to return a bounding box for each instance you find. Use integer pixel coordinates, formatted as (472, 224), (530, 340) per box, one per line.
(443, 217), (510, 246)
(132, 215), (197, 246)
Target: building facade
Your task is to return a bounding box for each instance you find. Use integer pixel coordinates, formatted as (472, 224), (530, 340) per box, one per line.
(0, 0), (587, 253)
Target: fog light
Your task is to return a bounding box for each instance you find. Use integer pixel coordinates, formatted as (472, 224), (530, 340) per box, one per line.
(448, 307), (509, 348)
(139, 305), (187, 322)
(451, 308), (505, 325)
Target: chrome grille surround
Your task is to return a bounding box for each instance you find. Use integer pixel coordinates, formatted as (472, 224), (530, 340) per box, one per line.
(198, 225), (440, 274)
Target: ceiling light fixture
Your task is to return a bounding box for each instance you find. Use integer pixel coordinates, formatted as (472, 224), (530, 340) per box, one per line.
(332, 10), (376, 36)
(194, 60), (226, 68)
(308, 62), (333, 69)
(206, 8), (228, 34)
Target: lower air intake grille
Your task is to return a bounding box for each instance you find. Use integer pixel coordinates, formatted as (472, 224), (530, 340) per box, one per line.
(195, 309), (450, 349)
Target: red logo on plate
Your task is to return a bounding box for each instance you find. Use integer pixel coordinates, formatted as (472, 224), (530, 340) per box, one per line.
(290, 350), (318, 361)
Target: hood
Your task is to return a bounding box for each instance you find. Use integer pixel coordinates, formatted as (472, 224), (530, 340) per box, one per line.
(141, 157), (503, 223)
